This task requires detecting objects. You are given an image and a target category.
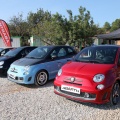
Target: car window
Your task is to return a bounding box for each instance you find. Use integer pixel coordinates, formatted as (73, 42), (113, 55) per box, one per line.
(24, 48), (33, 55)
(80, 49), (92, 58)
(26, 47), (49, 59)
(58, 48), (66, 57)
(51, 50), (57, 57)
(20, 50), (26, 56)
(75, 46), (118, 64)
(4, 48), (22, 57)
(68, 48), (74, 54)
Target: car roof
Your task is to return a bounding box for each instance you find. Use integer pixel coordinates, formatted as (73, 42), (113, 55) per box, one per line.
(37, 45), (74, 49)
(2, 47), (15, 50)
(14, 46), (36, 49)
(90, 45), (120, 49)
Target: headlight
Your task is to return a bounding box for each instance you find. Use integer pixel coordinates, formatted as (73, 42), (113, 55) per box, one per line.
(23, 66), (30, 75)
(58, 69), (62, 76)
(93, 74), (105, 82)
(0, 61), (4, 65)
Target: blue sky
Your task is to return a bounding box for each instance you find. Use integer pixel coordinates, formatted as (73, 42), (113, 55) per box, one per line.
(0, 0), (120, 27)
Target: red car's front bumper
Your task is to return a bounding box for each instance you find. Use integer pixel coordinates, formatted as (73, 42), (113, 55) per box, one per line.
(54, 80), (112, 104)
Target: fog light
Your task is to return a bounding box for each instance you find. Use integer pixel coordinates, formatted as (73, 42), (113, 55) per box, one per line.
(23, 72), (29, 75)
(97, 84), (104, 90)
(28, 77), (32, 81)
(84, 93), (89, 98)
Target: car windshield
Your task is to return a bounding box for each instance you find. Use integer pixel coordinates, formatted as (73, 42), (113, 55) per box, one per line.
(4, 47), (22, 57)
(26, 46), (50, 59)
(74, 46), (118, 64)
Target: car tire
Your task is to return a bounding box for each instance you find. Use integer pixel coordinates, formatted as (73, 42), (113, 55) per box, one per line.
(110, 82), (120, 105)
(35, 70), (48, 86)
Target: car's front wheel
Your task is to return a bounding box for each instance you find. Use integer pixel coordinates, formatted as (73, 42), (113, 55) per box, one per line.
(110, 82), (120, 105)
(35, 70), (48, 86)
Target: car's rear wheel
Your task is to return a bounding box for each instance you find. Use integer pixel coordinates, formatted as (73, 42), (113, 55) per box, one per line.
(110, 82), (120, 105)
(35, 70), (48, 86)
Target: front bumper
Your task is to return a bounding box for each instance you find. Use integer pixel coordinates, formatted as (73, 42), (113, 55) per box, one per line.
(7, 72), (35, 84)
(7, 66), (36, 85)
(54, 81), (112, 104)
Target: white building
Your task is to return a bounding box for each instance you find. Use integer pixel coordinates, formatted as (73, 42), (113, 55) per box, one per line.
(0, 36), (20, 47)
(29, 35), (44, 46)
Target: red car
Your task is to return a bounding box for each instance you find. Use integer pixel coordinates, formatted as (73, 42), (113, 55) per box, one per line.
(54, 45), (120, 105)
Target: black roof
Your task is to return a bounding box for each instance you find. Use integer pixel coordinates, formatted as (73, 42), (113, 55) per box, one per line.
(90, 44), (120, 48)
(37, 45), (73, 48)
(97, 28), (120, 40)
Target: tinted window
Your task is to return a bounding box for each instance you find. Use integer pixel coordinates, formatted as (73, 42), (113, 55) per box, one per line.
(51, 50), (58, 57)
(26, 46), (50, 59)
(75, 46), (118, 64)
(58, 48), (66, 57)
(67, 47), (76, 55)
(4, 47), (23, 57)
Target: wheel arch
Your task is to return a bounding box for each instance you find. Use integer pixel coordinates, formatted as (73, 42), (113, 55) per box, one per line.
(116, 79), (120, 86)
(35, 69), (49, 81)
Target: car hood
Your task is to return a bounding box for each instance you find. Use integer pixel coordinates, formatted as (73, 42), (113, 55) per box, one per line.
(62, 61), (115, 76)
(0, 56), (13, 61)
(12, 57), (44, 66)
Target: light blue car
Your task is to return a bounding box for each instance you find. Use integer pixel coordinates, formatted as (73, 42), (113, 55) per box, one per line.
(7, 45), (77, 86)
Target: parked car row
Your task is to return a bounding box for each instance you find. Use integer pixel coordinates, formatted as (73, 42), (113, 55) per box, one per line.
(1, 45), (120, 106)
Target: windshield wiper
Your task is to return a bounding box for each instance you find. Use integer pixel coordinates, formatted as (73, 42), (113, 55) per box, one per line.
(75, 59), (102, 63)
(88, 60), (102, 63)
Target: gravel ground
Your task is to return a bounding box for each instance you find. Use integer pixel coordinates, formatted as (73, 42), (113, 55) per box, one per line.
(0, 76), (120, 120)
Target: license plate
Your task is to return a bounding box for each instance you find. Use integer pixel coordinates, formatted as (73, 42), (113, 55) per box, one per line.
(61, 85), (80, 94)
(9, 74), (16, 79)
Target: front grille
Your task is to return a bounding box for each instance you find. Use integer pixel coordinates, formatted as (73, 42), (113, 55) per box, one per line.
(10, 68), (18, 73)
(64, 81), (82, 86)
(63, 77), (83, 85)
(8, 75), (23, 81)
(54, 86), (96, 100)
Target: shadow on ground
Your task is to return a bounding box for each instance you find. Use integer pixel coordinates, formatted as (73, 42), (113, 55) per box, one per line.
(16, 79), (54, 89)
(0, 75), (7, 78)
(67, 98), (120, 110)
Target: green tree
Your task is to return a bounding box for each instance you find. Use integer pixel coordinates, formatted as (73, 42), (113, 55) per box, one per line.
(67, 6), (98, 48)
(103, 22), (111, 33)
(9, 13), (30, 45)
(8, 7), (99, 47)
(27, 9), (69, 45)
(111, 19), (120, 31)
